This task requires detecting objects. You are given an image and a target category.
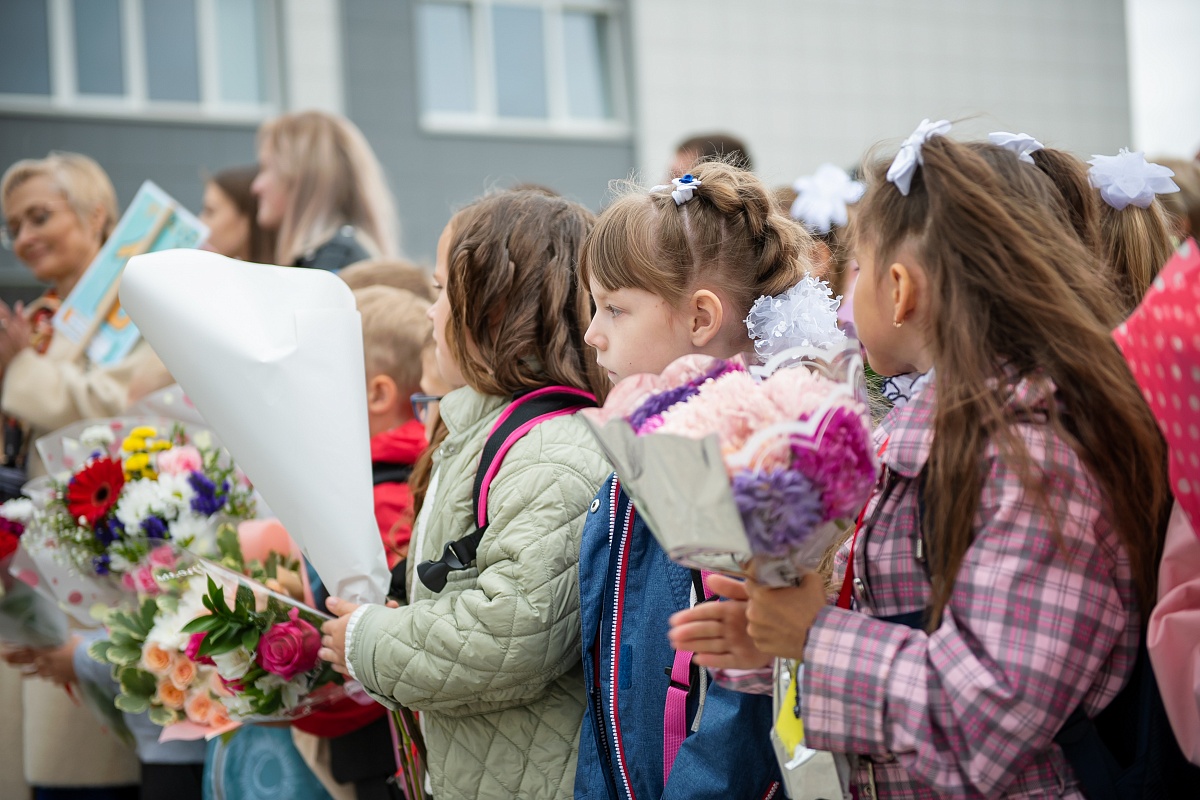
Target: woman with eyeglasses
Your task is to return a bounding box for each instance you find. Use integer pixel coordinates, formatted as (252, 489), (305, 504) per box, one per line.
(0, 152), (163, 800)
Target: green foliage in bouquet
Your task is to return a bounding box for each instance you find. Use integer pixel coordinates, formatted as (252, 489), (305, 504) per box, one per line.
(89, 596), (185, 727)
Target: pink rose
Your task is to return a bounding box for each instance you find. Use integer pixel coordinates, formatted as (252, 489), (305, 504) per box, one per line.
(185, 632), (216, 666)
(156, 445), (203, 476)
(255, 608), (321, 680)
(130, 565), (160, 595)
(148, 545), (178, 570)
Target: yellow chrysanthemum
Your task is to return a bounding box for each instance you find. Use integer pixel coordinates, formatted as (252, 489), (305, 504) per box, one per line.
(129, 426), (158, 439)
(124, 453), (151, 472)
(121, 436), (147, 453)
(149, 440), (173, 452)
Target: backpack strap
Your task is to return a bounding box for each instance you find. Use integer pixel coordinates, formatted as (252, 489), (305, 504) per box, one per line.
(663, 569), (716, 784)
(416, 386), (596, 592)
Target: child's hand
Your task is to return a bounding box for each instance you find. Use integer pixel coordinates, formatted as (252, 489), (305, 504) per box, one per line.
(668, 574), (772, 670)
(743, 572), (827, 662)
(319, 597), (360, 676)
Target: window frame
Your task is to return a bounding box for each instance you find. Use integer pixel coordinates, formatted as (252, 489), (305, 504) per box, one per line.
(416, 0), (630, 140)
(0, 0), (282, 124)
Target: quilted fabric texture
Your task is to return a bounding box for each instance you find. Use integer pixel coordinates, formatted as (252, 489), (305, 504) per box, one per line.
(349, 387), (612, 800)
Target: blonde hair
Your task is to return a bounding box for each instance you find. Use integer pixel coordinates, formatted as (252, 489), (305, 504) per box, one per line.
(354, 285), (431, 396)
(1, 151), (118, 240)
(1096, 196), (1175, 315)
(581, 161), (815, 335)
(340, 258), (434, 302)
(257, 111), (399, 265)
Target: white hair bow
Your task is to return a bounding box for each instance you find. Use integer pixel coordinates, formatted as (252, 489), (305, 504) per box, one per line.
(790, 164), (865, 234)
(1088, 149), (1180, 210)
(651, 173), (702, 206)
(887, 119), (951, 196)
(989, 131), (1044, 164)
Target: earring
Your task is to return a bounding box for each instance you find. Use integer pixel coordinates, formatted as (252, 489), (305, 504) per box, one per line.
(893, 319), (903, 328)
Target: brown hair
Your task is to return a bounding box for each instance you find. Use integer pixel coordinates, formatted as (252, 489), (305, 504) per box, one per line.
(854, 136), (1169, 627)
(1151, 157), (1200, 238)
(445, 189), (606, 399)
(354, 286), (431, 397)
(207, 164), (277, 264)
(340, 258), (435, 302)
(581, 161), (815, 350)
(1029, 148), (1103, 256)
(2, 151), (118, 241)
(675, 133), (753, 172)
(257, 111), (399, 265)
(773, 182), (857, 298)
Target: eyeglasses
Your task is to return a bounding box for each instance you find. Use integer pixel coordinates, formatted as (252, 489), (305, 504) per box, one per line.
(410, 393), (442, 425)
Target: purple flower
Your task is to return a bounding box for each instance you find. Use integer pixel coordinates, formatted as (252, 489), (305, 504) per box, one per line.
(92, 554), (111, 575)
(627, 361), (742, 433)
(732, 468), (825, 557)
(141, 516), (168, 539)
(94, 517), (124, 546)
(188, 471), (225, 516)
(791, 406), (876, 519)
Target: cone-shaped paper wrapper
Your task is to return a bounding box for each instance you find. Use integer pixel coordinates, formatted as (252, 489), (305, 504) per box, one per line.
(120, 250), (389, 604)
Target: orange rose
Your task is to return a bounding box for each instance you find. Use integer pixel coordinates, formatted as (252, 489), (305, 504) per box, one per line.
(156, 679), (186, 710)
(170, 657), (198, 690)
(208, 701), (232, 728)
(209, 670), (232, 697)
(142, 643), (175, 676)
(184, 691), (214, 725)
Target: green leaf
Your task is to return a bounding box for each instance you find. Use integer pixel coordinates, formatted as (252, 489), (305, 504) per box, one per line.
(108, 646), (142, 666)
(147, 706), (179, 727)
(217, 525), (244, 570)
(119, 668), (157, 698)
(114, 694), (150, 715)
(87, 640), (113, 664)
(209, 577), (231, 616)
(241, 629), (260, 653)
(235, 584), (255, 614)
(180, 615), (222, 634)
(255, 691), (284, 716)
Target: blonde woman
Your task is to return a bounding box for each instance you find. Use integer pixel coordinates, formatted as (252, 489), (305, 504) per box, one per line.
(0, 151), (150, 800)
(252, 111), (400, 270)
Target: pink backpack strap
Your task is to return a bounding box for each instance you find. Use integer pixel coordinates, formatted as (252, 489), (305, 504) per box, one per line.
(663, 570), (716, 784)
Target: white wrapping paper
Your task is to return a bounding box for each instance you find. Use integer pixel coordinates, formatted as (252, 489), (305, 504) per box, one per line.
(119, 250), (389, 604)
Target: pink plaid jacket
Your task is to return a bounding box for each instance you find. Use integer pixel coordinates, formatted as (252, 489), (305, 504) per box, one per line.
(802, 378), (1139, 799)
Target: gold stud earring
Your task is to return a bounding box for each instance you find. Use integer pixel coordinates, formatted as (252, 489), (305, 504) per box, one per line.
(893, 319), (903, 328)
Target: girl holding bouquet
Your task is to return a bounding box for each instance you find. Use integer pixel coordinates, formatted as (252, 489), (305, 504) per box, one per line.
(319, 190), (612, 800)
(671, 126), (1171, 798)
(573, 160), (816, 799)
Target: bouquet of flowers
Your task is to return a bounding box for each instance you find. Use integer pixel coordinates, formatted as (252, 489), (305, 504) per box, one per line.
(0, 498), (68, 647)
(90, 530), (340, 735)
(12, 417), (256, 623)
(582, 276), (878, 585)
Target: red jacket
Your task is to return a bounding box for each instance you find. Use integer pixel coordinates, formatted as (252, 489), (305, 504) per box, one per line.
(293, 419), (427, 738)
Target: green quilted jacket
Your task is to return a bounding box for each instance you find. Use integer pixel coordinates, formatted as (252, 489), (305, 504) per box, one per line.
(347, 387), (611, 799)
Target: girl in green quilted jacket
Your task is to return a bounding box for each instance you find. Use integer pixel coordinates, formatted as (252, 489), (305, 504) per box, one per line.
(319, 189), (613, 800)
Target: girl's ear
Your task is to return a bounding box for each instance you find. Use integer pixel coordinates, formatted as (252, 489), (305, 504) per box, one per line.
(688, 289), (725, 347)
(889, 261), (920, 326)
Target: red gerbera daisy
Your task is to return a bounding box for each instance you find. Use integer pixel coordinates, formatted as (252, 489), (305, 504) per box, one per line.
(66, 457), (125, 526)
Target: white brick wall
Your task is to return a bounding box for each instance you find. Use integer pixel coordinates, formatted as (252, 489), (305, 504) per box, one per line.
(630, 0), (1133, 187)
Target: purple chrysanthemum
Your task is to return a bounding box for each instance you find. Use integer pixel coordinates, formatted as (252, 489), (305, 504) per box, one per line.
(627, 361), (743, 433)
(791, 405), (876, 519)
(732, 468), (825, 557)
(141, 516), (168, 539)
(94, 517), (124, 545)
(188, 471), (225, 516)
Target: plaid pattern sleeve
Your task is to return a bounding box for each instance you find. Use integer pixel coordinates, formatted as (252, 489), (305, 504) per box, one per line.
(801, 416), (1137, 797)
(707, 667), (774, 695)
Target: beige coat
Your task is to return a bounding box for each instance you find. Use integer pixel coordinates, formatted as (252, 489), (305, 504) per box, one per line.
(1, 330), (170, 788)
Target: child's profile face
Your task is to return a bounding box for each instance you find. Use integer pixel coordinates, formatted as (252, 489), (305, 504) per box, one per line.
(428, 222), (467, 392)
(584, 280), (695, 384)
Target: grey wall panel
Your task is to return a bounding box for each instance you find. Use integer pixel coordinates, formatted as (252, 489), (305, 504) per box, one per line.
(342, 0), (636, 266)
(0, 114), (257, 302)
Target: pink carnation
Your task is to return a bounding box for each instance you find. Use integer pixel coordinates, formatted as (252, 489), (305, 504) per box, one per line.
(123, 564), (160, 595)
(156, 445), (203, 476)
(656, 371), (788, 453)
(148, 545), (178, 570)
(760, 368), (837, 420)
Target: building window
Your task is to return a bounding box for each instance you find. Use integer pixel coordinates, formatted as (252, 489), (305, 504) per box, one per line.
(415, 0), (628, 137)
(0, 0), (279, 121)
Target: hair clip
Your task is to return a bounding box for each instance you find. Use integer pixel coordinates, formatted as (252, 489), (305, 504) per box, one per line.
(989, 131), (1044, 164)
(651, 174), (702, 206)
(1088, 149), (1180, 210)
(887, 119), (952, 196)
(790, 164), (865, 234)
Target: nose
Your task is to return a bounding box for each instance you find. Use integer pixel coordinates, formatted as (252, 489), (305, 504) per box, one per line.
(583, 316), (602, 350)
